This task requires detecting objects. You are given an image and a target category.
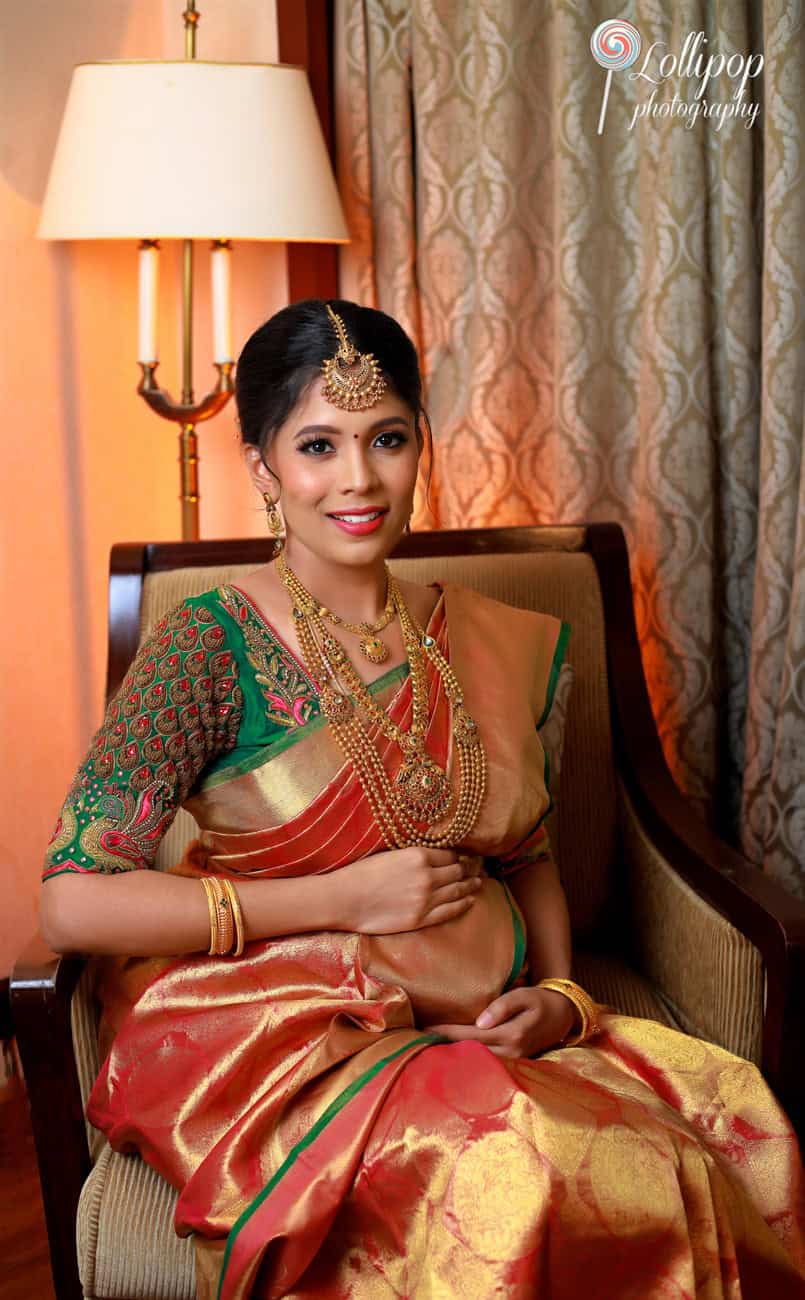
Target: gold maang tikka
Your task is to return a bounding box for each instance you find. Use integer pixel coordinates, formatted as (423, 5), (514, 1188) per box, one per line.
(321, 305), (387, 411)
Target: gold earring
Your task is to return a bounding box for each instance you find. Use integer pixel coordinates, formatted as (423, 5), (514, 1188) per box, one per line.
(263, 492), (284, 551)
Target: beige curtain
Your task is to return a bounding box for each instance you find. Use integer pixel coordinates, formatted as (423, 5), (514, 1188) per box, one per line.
(335, 0), (805, 895)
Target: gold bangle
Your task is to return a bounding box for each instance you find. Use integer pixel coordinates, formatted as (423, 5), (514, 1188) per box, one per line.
(221, 878), (245, 957)
(216, 878), (235, 955)
(202, 877), (234, 956)
(537, 977), (599, 1046)
(201, 877), (220, 956)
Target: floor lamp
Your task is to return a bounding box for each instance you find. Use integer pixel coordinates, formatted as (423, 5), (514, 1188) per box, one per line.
(37, 3), (348, 540)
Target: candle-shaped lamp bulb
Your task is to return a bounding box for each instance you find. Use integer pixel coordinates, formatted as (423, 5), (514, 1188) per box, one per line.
(138, 240), (159, 363)
(211, 240), (233, 364)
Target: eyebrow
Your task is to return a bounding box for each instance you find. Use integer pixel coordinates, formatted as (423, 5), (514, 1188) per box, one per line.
(293, 416), (411, 441)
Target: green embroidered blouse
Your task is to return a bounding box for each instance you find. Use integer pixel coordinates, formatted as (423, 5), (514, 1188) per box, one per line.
(42, 584), (409, 880)
(43, 583), (563, 883)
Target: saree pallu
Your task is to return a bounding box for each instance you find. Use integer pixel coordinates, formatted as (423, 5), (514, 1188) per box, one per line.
(88, 588), (805, 1299)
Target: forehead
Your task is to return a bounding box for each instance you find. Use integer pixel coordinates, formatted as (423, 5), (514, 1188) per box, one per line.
(282, 375), (415, 434)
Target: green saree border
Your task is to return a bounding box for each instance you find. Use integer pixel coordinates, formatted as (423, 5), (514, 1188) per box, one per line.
(536, 620), (571, 729)
(488, 619), (570, 877)
(202, 660), (410, 790)
(502, 884), (528, 990)
(216, 1031), (444, 1299)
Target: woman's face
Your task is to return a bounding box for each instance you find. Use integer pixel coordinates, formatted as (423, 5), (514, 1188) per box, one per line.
(246, 375), (421, 568)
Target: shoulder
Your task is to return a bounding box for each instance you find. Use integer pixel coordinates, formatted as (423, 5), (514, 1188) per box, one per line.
(440, 581), (564, 635)
(393, 576), (566, 644)
(130, 588), (243, 685)
(393, 576), (443, 628)
(141, 587), (241, 645)
(440, 583), (570, 722)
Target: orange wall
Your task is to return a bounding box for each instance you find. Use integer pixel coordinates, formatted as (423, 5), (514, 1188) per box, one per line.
(0, 0), (287, 975)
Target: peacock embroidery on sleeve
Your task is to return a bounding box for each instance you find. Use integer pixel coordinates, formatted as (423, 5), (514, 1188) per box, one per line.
(43, 600), (244, 880)
(44, 781), (175, 877)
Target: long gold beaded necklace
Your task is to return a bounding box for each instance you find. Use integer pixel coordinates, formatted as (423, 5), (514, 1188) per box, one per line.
(275, 551), (487, 847)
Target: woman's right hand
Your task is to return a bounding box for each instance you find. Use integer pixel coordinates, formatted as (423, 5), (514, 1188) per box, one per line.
(334, 847), (484, 935)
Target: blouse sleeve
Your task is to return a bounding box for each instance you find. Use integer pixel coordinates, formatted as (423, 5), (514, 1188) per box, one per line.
(493, 822), (555, 879)
(43, 598), (243, 881)
(490, 658), (574, 880)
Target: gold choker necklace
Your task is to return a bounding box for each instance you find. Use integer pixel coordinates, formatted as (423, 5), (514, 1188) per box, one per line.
(275, 555), (486, 845)
(276, 554), (395, 664)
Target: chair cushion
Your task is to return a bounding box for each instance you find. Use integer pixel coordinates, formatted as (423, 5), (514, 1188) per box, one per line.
(77, 1144), (195, 1300)
(573, 950), (680, 1027)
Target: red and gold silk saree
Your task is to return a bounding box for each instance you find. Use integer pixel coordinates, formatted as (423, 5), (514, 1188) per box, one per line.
(87, 587), (805, 1299)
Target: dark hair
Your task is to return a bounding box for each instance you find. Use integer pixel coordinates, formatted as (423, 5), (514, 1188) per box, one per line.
(235, 298), (427, 454)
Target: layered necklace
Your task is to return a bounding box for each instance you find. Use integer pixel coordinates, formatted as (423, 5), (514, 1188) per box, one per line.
(275, 551), (487, 847)
(293, 572), (395, 665)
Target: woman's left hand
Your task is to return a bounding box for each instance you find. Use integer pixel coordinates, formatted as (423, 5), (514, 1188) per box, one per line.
(423, 985), (576, 1059)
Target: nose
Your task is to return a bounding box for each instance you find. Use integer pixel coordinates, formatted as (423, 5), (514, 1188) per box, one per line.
(339, 439), (381, 495)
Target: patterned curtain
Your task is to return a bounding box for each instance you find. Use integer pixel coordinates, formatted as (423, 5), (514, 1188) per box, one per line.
(334, 0), (805, 896)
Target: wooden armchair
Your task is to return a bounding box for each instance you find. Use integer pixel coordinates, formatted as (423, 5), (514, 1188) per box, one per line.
(12, 524), (805, 1300)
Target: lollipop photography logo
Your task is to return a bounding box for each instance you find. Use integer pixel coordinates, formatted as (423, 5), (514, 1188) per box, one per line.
(590, 19), (763, 134)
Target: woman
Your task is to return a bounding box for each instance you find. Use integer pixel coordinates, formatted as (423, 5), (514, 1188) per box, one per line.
(41, 300), (805, 1299)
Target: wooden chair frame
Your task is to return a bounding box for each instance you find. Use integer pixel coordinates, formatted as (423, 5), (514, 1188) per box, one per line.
(11, 524), (805, 1300)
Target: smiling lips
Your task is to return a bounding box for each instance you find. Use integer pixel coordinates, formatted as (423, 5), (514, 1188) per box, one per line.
(327, 507), (389, 536)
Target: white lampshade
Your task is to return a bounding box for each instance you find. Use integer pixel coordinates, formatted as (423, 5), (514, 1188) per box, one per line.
(38, 61), (349, 242)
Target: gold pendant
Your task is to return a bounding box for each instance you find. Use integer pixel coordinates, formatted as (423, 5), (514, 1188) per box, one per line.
(359, 635), (389, 664)
(395, 756), (453, 821)
(320, 686), (353, 724)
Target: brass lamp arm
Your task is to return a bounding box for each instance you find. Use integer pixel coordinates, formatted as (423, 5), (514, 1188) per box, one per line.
(137, 361), (234, 424)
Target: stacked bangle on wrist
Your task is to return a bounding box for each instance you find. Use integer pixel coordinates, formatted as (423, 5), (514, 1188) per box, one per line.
(221, 877), (245, 956)
(201, 876), (245, 957)
(537, 977), (599, 1046)
(201, 877), (223, 955)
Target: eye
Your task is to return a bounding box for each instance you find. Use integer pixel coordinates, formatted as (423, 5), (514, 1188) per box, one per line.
(373, 430), (408, 448)
(298, 437), (333, 455)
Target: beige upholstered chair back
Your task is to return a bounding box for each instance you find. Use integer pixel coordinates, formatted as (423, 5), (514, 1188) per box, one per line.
(138, 544), (617, 939)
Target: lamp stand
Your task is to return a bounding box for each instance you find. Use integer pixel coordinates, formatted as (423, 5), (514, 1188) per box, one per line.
(135, 1), (234, 541)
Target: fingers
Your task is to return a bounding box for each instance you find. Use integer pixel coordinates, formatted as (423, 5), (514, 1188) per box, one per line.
(421, 849), (483, 874)
(431, 877), (483, 915)
(475, 987), (537, 1029)
(426, 1009), (557, 1059)
(423, 895), (479, 927)
(423, 1017), (536, 1055)
(429, 863), (464, 888)
(430, 860), (483, 888)
(423, 1023), (486, 1042)
(413, 851), (486, 930)
(421, 848), (460, 868)
(457, 853), (484, 877)
(444, 874), (483, 899)
(420, 860), (485, 929)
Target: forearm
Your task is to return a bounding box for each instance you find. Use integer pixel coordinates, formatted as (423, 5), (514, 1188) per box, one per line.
(505, 857), (572, 982)
(40, 868), (344, 957)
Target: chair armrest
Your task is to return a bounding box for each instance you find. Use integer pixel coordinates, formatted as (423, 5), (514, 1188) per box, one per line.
(588, 525), (805, 1139)
(622, 764), (805, 1138)
(11, 933), (91, 1300)
(618, 779), (765, 1062)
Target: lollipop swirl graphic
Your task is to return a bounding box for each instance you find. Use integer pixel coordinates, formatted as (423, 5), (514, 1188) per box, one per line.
(590, 19), (642, 135)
